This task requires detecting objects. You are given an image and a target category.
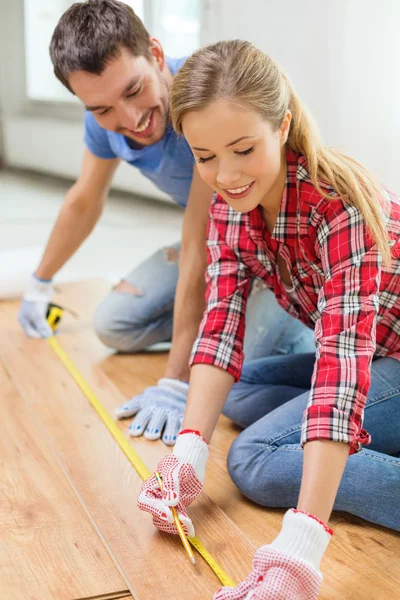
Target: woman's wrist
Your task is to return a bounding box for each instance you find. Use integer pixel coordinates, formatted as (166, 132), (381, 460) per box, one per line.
(270, 509), (333, 572)
(173, 430), (209, 482)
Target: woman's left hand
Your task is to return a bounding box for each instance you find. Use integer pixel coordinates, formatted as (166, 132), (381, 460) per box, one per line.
(213, 509), (333, 600)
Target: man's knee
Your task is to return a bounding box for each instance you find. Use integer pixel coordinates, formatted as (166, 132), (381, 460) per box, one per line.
(92, 282), (145, 352)
(113, 280), (143, 296)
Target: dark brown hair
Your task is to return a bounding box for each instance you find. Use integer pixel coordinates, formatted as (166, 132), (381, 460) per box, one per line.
(50, 0), (151, 93)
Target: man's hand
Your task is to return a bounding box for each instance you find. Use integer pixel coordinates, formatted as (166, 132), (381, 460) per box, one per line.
(18, 274), (54, 338)
(214, 510), (332, 600)
(137, 430), (209, 537)
(115, 378), (189, 445)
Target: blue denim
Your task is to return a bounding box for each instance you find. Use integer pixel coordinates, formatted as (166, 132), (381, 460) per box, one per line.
(224, 353), (400, 532)
(93, 242), (315, 358)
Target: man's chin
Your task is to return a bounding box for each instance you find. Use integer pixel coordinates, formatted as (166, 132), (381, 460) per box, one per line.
(124, 126), (167, 147)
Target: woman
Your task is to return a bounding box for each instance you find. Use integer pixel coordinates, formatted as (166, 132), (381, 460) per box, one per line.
(137, 40), (400, 599)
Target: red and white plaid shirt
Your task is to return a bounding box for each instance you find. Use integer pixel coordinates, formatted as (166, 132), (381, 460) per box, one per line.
(190, 150), (400, 453)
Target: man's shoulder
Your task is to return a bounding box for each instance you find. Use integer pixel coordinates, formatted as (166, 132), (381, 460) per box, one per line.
(166, 56), (187, 75)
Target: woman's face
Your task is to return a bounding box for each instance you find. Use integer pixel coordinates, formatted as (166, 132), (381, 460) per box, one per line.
(182, 99), (291, 213)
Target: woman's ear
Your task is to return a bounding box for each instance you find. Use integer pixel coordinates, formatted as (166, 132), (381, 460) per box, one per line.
(280, 110), (292, 146)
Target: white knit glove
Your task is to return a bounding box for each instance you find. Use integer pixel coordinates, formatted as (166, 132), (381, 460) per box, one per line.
(138, 430), (209, 538)
(214, 509), (333, 600)
(18, 274), (54, 338)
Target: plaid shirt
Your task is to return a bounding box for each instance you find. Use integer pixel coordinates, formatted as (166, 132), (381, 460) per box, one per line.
(190, 151), (400, 453)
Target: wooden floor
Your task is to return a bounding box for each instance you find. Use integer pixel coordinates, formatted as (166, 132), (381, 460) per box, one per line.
(1, 279), (399, 600)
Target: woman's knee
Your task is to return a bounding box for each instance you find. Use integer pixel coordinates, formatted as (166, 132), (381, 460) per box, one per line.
(227, 433), (277, 506)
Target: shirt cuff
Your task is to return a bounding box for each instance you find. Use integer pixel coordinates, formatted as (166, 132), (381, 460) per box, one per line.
(189, 336), (243, 382)
(300, 405), (371, 454)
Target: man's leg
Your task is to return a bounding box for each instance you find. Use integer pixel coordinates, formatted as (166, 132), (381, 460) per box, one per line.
(93, 243), (180, 352)
(243, 283), (315, 361)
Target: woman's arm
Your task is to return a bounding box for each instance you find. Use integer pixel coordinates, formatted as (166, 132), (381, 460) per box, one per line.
(298, 440), (350, 523)
(183, 364), (235, 442)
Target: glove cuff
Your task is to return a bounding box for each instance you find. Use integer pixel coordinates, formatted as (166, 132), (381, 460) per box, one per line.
(173, 431), (209, 482)
(25, 273), (53, 302)
(270, 509), (333, 573)
(158, 378), (189, 397)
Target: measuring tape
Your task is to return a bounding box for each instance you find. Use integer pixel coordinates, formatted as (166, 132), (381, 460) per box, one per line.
(46, 306), (235, 588)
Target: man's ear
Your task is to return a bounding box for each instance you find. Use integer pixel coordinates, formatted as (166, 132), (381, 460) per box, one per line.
(149, 38), (165, 70)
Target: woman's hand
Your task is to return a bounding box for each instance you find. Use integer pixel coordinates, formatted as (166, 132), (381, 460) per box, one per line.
(137, 430), (209, 538)
(214, 509), (333, 600)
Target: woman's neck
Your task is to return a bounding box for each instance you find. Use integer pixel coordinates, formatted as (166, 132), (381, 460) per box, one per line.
(259, 150), (288, 234)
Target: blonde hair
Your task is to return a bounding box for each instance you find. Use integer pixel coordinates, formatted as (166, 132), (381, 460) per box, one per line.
(171, 40), (390, 264)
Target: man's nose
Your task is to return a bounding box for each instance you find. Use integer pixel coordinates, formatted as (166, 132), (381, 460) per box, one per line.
(117, 104), (142, 131)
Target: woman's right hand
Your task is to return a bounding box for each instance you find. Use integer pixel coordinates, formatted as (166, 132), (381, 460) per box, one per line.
(137, 430), (209, 538)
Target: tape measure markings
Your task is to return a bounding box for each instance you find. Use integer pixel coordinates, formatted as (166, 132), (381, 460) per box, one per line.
(48, 336), (235, 588)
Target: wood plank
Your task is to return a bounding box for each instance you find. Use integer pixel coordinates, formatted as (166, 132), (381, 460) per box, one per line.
(0, 360), (127, 600)
(58, 281), (400, 600)
(2, 332), (255, 600)
(3, 280), (400, 598)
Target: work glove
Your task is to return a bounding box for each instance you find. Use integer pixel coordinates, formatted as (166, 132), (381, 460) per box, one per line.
(214, 509), (333, 600)
(137, 430), (209, 538)
(18, 273), (54, 338)
(115, 378), (188, 446)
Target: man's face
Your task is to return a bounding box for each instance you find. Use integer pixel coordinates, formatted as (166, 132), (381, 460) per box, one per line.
(69, 44), (170, 146)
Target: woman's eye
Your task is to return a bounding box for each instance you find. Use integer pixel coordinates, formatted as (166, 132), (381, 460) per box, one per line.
(236, 146), (255, 156)
(197, 156), (215, 164)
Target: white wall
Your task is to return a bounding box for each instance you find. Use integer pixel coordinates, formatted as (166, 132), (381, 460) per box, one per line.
(207, 0), (400, 192)
(1, 0), (400, 195)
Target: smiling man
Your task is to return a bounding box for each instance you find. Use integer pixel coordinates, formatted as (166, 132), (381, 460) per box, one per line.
(18, 0), (315, 445)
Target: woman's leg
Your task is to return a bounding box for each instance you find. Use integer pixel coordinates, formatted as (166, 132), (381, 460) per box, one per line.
(223, 353), (315, 428)
(227, 357), (400, 531)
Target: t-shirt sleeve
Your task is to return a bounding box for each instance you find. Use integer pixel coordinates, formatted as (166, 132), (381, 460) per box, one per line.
(83, 111), (117, 159)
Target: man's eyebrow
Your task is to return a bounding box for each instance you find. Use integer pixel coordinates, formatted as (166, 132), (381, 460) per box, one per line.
(192, 136), (255, 151)
(84, 76), (142, 112)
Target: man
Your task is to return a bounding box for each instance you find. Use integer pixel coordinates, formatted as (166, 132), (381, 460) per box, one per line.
(19, 0), (314, 445)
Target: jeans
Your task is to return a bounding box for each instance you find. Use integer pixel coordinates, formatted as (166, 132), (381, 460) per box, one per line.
(93, 242), (315, 359)
(224, 353), (400, 532)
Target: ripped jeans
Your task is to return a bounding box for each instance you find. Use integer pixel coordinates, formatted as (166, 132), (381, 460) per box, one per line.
(93, 241), (315, 359)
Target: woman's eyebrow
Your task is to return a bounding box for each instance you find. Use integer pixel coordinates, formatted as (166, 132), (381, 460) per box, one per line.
(192, 136), (255, 152)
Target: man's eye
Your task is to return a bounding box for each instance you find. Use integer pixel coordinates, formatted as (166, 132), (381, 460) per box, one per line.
(98, 108), (110, 116)
(197, 156), (215, 164)
(127, 87), (141, 98)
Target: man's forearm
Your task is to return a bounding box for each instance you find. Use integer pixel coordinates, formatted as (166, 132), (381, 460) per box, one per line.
(164, 262), (206, 381)
(297, 440), (350, 523)
(35, 195), (103, 280)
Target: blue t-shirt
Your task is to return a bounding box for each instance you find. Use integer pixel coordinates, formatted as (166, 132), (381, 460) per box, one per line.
(84, 56), (194, 208)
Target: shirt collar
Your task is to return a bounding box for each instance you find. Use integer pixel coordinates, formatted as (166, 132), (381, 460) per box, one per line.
(249, 149), (302, 246)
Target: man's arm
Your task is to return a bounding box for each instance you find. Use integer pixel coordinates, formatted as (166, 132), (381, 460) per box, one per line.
(35, 148), (120, 279)
(164, 166), (213, 381)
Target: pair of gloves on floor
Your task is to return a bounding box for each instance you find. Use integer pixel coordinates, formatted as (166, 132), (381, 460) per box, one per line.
(116, 378), (333, 600)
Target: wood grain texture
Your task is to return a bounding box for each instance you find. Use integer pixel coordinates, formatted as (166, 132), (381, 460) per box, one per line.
(0, 360), (127, 600)
(2, 330), (255, 599)
(2, 280), (400, 599)
(58, 281), (400, 600)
